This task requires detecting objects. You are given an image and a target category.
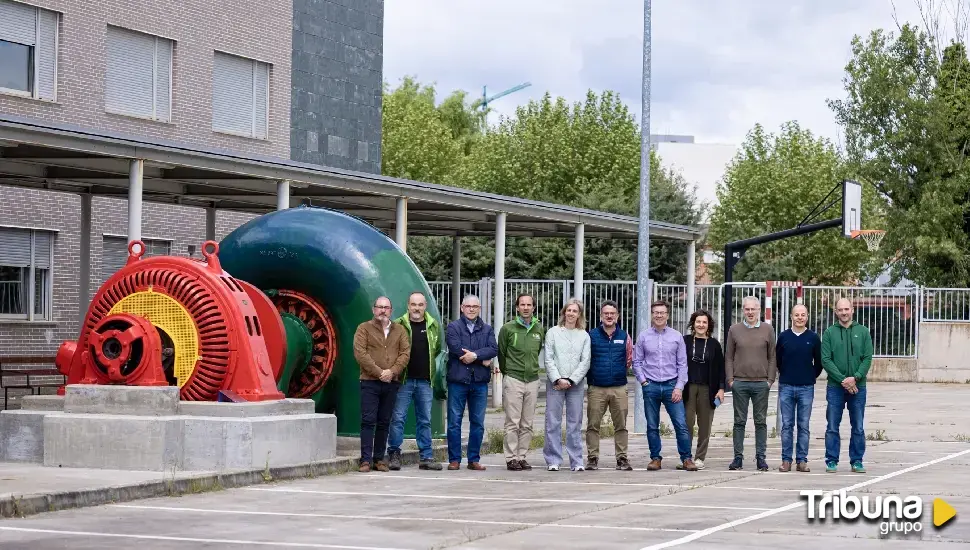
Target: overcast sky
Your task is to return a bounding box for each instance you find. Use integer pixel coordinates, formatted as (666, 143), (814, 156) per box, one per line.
(383, 1), (935, 148)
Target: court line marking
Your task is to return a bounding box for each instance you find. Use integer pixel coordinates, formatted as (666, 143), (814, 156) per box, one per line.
(0, 527), (407, 550)
(243, 488), (772, 511)
(107, 504), (698, 533)
(355, 474), (807, 492)
(637, 447), (970, 549)
(473, 464), (878, 477)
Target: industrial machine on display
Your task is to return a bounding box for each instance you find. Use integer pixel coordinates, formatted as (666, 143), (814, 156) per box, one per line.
(54, 206), (445, 438)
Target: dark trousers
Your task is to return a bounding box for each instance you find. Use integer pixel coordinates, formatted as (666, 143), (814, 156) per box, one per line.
(360, 379), (400, 465)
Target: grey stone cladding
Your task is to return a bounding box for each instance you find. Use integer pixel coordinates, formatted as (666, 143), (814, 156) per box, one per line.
(290, 0), (383, 174)
(0, 0), (292, 158)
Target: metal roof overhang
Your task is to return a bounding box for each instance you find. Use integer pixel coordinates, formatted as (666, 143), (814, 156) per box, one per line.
(0, 115), (700, 241)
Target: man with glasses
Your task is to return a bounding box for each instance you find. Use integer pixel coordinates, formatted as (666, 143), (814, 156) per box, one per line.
(633, 300), (697, 471)
(585, 300), (633, 471)
(353, 296), (411, 473)
(444, 294), (498, 471)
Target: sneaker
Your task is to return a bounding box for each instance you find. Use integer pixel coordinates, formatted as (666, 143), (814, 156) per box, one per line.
(388, 451), (402, 471)
(826, 461), (838, 473)
(681, 459), (699, 471)
(571, 465), (585, 472)
(518, 459), (533, 471)
(757, 458), (769, 472)
(547, 464), (560, 471)
(586, 456), (599, 470)
(729, 457), (743, 470)
(797, 461), (811, 473)
(694, 459), (706, 470)
(419, 459), (442, 471)
(615, 456), (633, 471)
(676, 460), (684, 470)
(507, 460), (522, 471)
(851, 461), (866, 473)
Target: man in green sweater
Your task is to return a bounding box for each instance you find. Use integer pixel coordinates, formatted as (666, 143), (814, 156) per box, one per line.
(497, 293), (546, 471)
(821, 298), (873, 474)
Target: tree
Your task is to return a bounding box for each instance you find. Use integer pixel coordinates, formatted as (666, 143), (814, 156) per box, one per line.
(706, 122), (883, 285)
(828, 22), (970, 286)
(450, 90), (704, 283)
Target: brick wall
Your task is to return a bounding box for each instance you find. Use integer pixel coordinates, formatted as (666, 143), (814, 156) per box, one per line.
(0, 0), (292, 158)
(290, 0), (383, 173)
(0, 185), (258, 357)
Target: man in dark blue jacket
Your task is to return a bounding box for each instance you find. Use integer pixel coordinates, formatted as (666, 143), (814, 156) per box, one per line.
(776, 304), (823, 473)
(585, 300), (633, 471)
(444, 294), (498, 471)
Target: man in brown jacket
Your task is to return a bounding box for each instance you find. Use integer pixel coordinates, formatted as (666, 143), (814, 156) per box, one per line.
(725, 295), (776, 473)
(353, 295), (411, 472)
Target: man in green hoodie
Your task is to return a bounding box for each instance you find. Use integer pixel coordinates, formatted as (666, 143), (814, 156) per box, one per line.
(387, 291), (446, 471)
(497, 293), (546, 471)
(820, 297), (873, 474)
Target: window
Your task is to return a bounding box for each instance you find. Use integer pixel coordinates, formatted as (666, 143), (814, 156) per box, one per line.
(0, 0), (58, 100)
(101, 236), (171, 284)
(212, 51), (269, 139)
(0, 227), (53, 321)
(105, 26), (172, 121)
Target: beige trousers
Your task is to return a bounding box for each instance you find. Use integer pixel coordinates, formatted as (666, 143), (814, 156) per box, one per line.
(585, 385), (629, 460)
(503, 376), (540, 461)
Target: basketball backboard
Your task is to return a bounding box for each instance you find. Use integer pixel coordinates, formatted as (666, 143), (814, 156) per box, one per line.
(842, 179), (862, 237)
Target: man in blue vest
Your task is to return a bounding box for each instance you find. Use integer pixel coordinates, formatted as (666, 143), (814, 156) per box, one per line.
(585, 300), (633, 471)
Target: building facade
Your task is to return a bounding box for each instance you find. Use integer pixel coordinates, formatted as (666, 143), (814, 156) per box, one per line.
(0, 0), (384, 359)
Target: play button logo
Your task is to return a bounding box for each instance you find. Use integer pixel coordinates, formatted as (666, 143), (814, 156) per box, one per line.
(934, 498), (956, 528)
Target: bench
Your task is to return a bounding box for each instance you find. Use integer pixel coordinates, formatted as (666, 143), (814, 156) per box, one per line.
(0, 356), (64, 410)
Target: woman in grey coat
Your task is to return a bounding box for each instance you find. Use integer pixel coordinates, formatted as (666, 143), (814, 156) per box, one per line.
(543, 298), (591, 471)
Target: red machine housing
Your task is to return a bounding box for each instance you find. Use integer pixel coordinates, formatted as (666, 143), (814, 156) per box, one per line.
(56, 240), (285, 402)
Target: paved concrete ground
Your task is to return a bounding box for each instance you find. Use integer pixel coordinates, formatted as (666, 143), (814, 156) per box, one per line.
(1, 381), (968, 549)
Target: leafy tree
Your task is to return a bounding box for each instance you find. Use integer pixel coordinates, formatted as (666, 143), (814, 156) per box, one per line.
(828, 23), (970, 286)
(706, 121), (883, 285)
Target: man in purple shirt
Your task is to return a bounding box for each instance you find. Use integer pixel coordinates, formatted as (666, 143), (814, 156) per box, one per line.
(633, 300), (698, 471)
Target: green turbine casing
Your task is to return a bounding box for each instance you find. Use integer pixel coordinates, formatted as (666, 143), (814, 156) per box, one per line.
(218, 206), (446, 438)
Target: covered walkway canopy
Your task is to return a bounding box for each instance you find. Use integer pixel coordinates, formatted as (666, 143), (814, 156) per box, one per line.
(0, 114), (702, 406)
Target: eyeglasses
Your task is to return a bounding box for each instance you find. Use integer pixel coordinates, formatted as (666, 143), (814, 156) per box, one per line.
(373, 305), (391, 310)
(463, 305), (480, 309)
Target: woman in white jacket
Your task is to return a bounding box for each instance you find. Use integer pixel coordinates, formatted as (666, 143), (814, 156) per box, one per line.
(543, 298), (591, 471)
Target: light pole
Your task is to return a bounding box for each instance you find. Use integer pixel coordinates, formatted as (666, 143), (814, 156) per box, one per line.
(633, 0), (652, 435)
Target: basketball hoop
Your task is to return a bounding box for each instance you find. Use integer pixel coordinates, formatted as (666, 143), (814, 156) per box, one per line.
(851, 230), (885, 252)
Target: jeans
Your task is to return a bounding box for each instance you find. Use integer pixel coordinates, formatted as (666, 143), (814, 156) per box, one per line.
(543, 379), (586, 469)
(360, 380), (400, 465)
(731, 380), (770, 460)
(779, 384), (815, 463)
(447, 381), (488, 464)
(642, 378), (692, 462)
(387, 378), (433, 460)
(825, 384), (867, 464)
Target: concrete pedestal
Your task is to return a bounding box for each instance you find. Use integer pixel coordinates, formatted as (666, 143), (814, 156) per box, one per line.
(1, 385), (337, 472)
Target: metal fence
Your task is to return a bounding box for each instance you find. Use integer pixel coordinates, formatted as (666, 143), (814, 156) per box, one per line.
(423, 279), (970, 359)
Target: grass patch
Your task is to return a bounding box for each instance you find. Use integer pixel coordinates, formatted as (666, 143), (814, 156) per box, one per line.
(658, 421), (673, 437)
(769, 426), (778, 439)
(480, 428), (549, 456)
(723, 428), (732, 437)
(954, 433), (970, 442)
(866, 429), (890, 441)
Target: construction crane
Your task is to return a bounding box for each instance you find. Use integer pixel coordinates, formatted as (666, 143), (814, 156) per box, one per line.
(477, 82), (532, 111)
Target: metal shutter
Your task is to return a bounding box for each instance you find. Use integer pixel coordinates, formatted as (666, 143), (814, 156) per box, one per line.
(253, 61), (268, 139)
(0, 0), (36, 45)
(154, 37), (172, 121)
(35, 8), (57, 100)
(105, 26), (155, 118)
(0, 227), (32, 267)
(33, 231), (51, 269)
(101, 236), (129, 283)
(212, 51), (254, 136)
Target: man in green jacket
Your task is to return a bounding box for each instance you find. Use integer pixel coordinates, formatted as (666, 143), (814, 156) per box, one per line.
(497, 293), (545, 471)
(387, 291), (446, 471)
(820, 297), (873, 474)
